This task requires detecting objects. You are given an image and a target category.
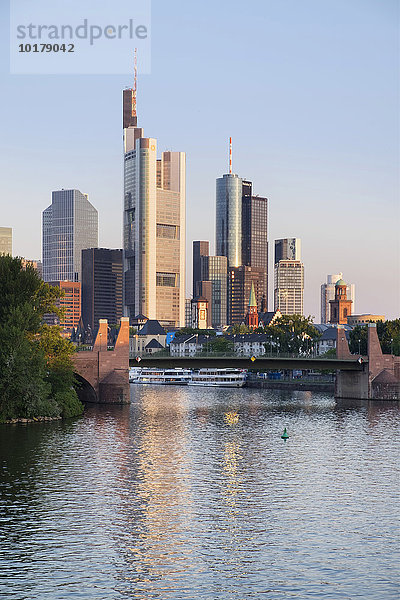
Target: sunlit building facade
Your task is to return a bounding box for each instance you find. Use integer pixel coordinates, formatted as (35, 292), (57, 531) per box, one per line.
(123, 96), (185, 327)
(0, 227), (12, 255)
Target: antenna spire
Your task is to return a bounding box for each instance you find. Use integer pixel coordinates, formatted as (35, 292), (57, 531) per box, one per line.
(132, 48), (137, 119)
(229, 137), (232, 174)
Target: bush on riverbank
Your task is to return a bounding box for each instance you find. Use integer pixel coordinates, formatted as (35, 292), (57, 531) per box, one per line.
(0, 256), (83, 423)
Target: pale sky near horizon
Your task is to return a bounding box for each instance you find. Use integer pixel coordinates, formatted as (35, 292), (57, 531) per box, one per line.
(0, 0), (399, 320)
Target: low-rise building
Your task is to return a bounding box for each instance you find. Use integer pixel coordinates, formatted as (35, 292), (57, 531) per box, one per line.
(130, 320), (167, 355)
(233, 333), (270, 356)
(316, 326), (351, 355)
(347, 314), (385, 326)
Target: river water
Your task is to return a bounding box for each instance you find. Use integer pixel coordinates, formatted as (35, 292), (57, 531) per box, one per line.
(1, 387), (399, 600)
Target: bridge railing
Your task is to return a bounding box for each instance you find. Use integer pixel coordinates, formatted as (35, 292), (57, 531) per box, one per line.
(131, 350), (330, 360)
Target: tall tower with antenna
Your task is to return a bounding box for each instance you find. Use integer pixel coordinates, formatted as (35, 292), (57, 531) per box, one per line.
(122, 50), (186, 327)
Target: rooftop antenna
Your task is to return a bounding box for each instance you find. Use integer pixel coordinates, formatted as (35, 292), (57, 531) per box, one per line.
(229, 137), (232, 174)
(132, 48), (137, 119)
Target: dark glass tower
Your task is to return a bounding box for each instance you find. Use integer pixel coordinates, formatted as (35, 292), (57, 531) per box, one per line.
(81, 248), (123, 331)
(192, 241), (209, 297)
(241, 181), (268, 310)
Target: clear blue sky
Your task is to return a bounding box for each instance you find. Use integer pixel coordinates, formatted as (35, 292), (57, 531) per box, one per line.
(1, 0), (399, 319)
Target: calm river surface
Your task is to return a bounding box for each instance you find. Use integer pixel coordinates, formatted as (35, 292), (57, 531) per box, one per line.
(1, 387), (399, 600)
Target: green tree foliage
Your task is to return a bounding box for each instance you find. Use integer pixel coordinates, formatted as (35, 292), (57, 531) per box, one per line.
(0, 256), (83, 422)
(349, 320), (400, 356)
(176, 327), (216, 337)
(231, 323), (251, 334)
(202, 336), (234, 354)
(266, 314), (320, 354)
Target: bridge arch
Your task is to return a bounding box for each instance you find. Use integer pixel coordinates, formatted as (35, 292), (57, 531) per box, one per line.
(74, 373), (98, 404)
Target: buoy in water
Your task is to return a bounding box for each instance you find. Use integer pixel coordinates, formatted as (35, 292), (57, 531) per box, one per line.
(281, 427), (289, 440)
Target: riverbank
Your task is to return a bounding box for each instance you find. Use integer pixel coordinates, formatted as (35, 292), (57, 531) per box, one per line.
(1, 416), (63, 425)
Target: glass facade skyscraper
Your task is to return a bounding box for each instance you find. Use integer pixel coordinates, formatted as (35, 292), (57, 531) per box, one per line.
(81, 248), (123, 331)
(216, 174), (243, 268)
(42, 189), (98, 283)
(216, 166), (269, 321)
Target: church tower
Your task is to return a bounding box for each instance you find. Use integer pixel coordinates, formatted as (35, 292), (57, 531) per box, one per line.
(329, 279), (352, 325)
(246, 282), (259, 329)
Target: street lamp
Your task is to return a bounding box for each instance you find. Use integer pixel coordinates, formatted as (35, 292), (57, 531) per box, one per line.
(391, 338), (393, 355)
(358, 339), (361, 355)
(269, 336), (273, 356)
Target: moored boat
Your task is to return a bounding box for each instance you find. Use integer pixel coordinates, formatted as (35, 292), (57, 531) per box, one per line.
(189, 368), (246, 387)
(130, 367), (192, 385)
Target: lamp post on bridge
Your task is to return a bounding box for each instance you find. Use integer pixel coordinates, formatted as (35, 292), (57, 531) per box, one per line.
(358, 338), (361, 355)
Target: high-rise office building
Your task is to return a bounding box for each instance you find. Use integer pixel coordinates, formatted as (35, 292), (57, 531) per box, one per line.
(0, 227), (12, 255)
(274, 238), (304, 315)
(242, 182), (268, 309)
(216, 144), (268, 322)
(274, 261), (304, 315)
(321, 273), (355, 323)
(200, 255), (228, 328)
(123, 62), (185, 327)
(230, 265), (265, 324)
(274, 238), (301, 263)
(193, 241), (209, 297)
(81, 248), (123, 331)
(44, 281), (81, 334)
(42, 189), (98, 283)
(216, 173), (243, 268)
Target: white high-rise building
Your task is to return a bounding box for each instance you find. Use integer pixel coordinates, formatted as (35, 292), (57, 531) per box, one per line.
(274, 238), (304, 315)
(123, 75), (185, 328)
(0, 227), (12, 255)
(320, 274), (356, 323)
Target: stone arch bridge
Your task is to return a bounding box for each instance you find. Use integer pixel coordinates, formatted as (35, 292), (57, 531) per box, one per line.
(72, 317), (130, 404)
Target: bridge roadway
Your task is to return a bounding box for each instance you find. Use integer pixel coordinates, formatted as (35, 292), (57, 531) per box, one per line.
(130, 354), (366, 372)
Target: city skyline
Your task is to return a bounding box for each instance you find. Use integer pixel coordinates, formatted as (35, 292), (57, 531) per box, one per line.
(0, 0), (398, 320)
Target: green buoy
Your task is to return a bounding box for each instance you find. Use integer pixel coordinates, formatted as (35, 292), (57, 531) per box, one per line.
(281, 427), (289, 440)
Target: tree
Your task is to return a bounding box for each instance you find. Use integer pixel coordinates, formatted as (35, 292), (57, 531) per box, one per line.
(202, 336), (234, 354)
(0, 256), (83, 422)
(175, 327), (216, 336)
(231, 323), (250, 334)
(349, 320), (400, 356)
(266, 314), (320, 354)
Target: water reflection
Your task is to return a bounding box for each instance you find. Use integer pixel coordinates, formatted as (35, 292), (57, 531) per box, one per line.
(0, 389), (399, 600)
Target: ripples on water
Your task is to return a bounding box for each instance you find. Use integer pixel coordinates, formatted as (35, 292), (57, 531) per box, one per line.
(0, 388), (399, 599)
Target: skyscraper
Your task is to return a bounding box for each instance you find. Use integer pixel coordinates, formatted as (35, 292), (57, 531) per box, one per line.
(230, 265), (265, 324)
(274, 238), (301, 263)
(193, 240), (209, 297)
(216, 142), (268, 321)
(0, 227), (12, 255)
(81, 248), (123, 331)
(241, 182), (268, 309)
(123, 58), (185, 327)
(216, 173), (243, 268)
(200, 254), (228, 328)
(321, 274), (356, 323)
(274, 238), (304, 315)
(42, 189), (98, 283)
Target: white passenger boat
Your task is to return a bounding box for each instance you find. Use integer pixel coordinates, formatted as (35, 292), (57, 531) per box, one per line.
(130, 367), (192, 385)
(189, 368), (247, 387)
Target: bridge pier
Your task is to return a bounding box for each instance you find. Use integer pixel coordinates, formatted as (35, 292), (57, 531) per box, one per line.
(335, 324), (400, 400)
(73, 317), (130, 404)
